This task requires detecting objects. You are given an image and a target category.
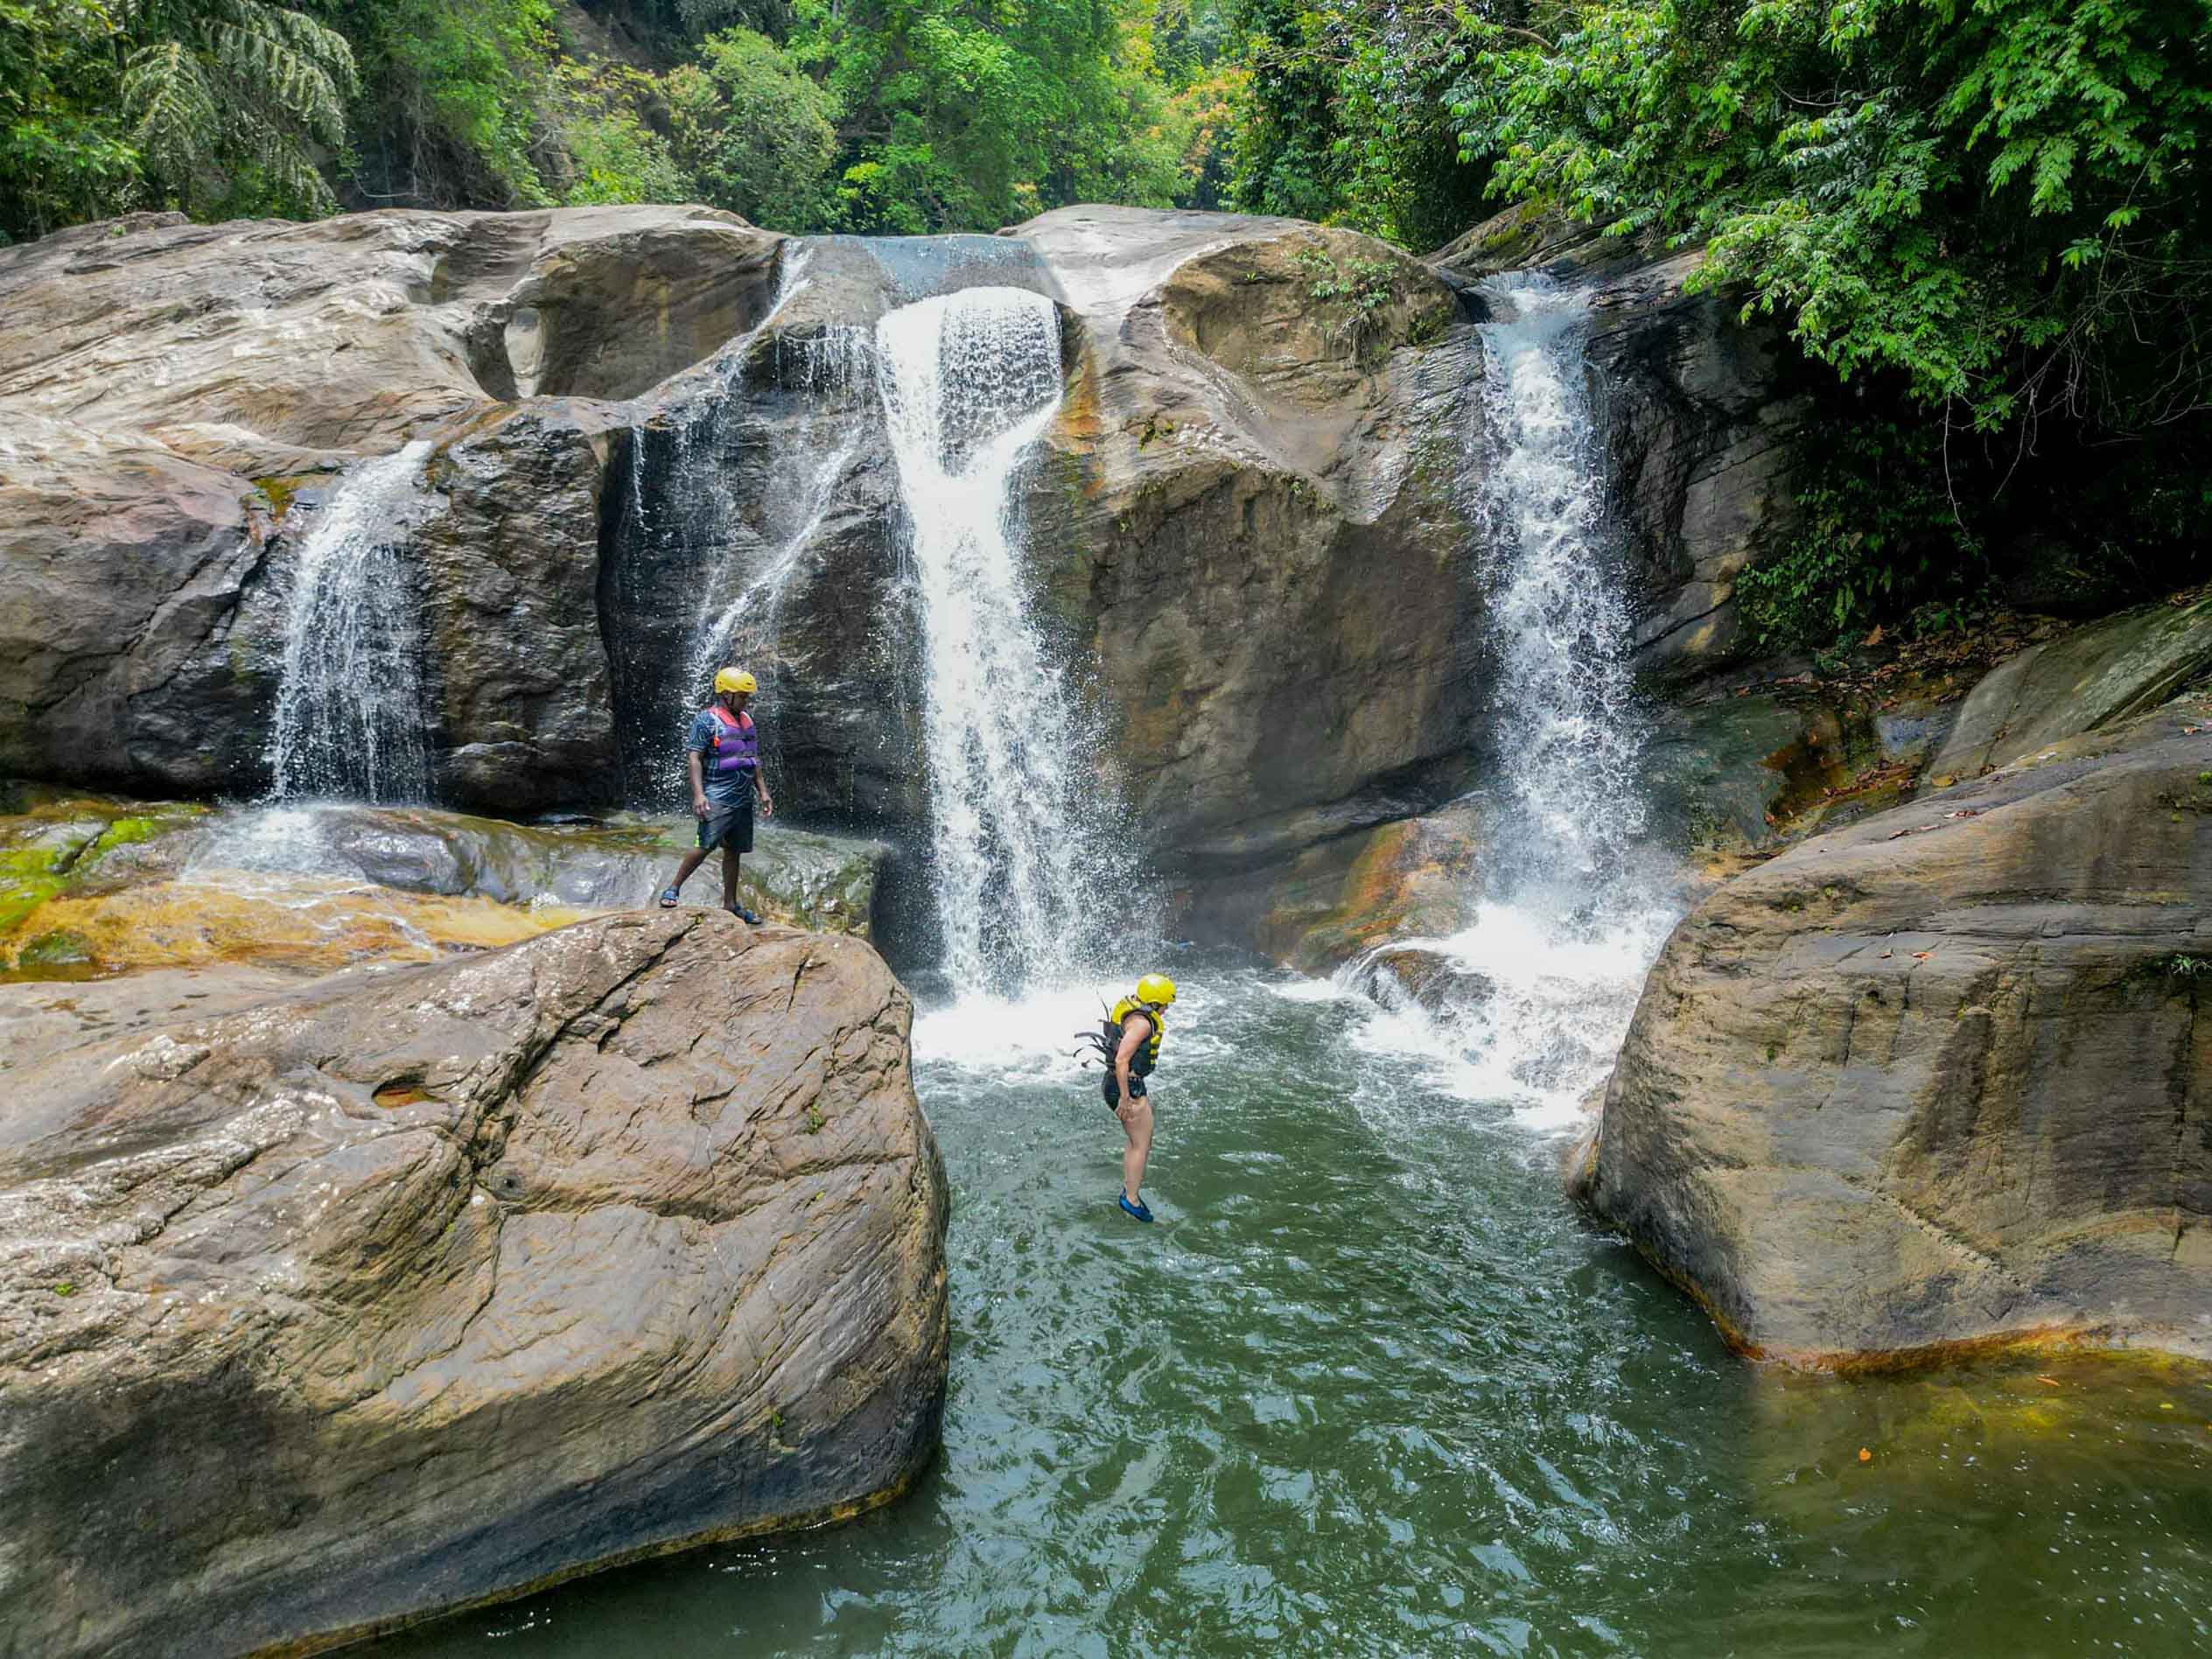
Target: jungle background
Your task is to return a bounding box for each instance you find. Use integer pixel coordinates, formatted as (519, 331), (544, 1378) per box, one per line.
(4, 0), (2208, 646)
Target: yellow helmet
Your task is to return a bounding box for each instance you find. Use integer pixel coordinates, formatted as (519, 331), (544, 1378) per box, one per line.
(714, 668), (758, 695)
(1136, 973), (1177, 1007)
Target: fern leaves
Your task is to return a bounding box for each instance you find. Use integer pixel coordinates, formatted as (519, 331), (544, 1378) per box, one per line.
(118, 0), (357, 214)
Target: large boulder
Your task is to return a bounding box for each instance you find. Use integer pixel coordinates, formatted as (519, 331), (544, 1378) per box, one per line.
(0, 206), (778, 473)
(1019, 206), (1480, 872)
(1585, 702), (2212, 1366)
(0, 909), (948, 1656)
(1922, 592), (2212, 787)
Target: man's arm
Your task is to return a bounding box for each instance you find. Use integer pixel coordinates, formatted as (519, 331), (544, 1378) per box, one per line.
(755, 760), (774, 818)
(687, 751), (709, 817)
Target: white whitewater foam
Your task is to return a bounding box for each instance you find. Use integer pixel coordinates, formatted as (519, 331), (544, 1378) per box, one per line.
(1343, 277), (1681, 1127)
(266, 440), (439, 802)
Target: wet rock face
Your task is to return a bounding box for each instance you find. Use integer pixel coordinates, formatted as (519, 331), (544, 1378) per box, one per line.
(0, 205), (780, 808)
(0, 910), (948, 1656)
(1020, 207), (1483, 864)
(1432, 212), (1816, 682)
(1177, 793), (1487, 970)
(0, 418), (278, 797)
(1580, 253), (1814, 678)
(415, 400), (628, 812)
(1589, 704), (2212, 1367)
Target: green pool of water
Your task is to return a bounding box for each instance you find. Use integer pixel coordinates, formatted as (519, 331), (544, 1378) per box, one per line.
(377, 967), (2212, 1656)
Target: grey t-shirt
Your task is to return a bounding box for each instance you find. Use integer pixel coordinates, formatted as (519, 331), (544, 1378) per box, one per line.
(685, 709), (758, 808)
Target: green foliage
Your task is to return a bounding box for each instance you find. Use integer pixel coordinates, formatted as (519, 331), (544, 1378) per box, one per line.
(1221, 0), (1493, 244)
(545, 61), (687, 206)
(1224, 0), (1342, 219)
(666, 26), (838, 228)
(1295, 243), (1402, 358)
(117, 0), (357, 215)
(788, 0), (1186, 233)
(0, 0), (138, 240)
(1737, 413), (1983, 647)
(334, 0), (559, 206)
(1455, 0), (2212, 440)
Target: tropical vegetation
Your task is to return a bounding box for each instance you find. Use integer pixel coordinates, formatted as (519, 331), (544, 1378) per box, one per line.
(4, 0), (2207, 640)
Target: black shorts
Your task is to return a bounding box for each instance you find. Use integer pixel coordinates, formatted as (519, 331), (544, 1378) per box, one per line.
(1102, 1072), (1149, 1110)
(697, 800), (754, 854)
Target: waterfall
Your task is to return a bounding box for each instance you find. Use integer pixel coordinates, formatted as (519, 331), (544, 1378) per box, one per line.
(1476, 276), (1648, 881)
(1355, 276), (1676, 1124)
(875, 286), (1128, 995)
(610, 246), (892, 803)
(266, 440), (439, 802)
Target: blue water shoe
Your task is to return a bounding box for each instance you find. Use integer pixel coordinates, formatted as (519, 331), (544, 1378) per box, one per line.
(730, 905), (763, 925)
(657, 886), (680, 908)
(1118, 1193), (1154, 1224)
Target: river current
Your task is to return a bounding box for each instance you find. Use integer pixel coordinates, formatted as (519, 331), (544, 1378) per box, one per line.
(378, 968), (2212, 1659)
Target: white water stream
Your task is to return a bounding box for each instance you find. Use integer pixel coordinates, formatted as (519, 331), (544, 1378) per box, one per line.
(875, 286), (1131, 995)
(266, 440), (440, 802)
(1351, 276), (1678, 1125)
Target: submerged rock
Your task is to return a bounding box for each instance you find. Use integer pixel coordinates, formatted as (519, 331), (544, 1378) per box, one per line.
(1588, 701), (2212, 1367)
(1347, 945), (1496, 1020)
(0, 909), (948, 1656)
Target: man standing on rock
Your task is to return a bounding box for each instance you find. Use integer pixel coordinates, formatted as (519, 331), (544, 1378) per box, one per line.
(659, 667), (774, 921)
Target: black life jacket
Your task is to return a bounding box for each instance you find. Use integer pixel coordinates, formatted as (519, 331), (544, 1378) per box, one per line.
(1076, 998), (1166, 1077)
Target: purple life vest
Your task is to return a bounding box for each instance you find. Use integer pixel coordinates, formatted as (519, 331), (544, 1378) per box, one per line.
(707, 705), (759, 774)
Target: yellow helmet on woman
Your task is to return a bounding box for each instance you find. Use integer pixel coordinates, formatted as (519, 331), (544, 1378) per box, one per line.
(714, 668), (757, 695)
(1135, 973), (1177, 1007)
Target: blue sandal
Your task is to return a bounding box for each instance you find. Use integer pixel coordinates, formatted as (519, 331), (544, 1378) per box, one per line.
(1118, 1193), (1154, 1224)
(657, 886), (681, 908)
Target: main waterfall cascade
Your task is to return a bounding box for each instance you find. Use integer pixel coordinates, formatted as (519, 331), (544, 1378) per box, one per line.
(874, 287), (1137, 996)
(266, 439), (441, 802)
(1348, 276), (1678, 1123)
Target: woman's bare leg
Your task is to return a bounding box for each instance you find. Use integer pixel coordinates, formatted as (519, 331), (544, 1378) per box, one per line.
(1117, 1097), (1154, 1204)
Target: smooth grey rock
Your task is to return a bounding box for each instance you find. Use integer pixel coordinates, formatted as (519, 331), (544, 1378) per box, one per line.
(1922, 593), (2212, 785)
(0, 417), (276, 796)
(0, 910), (948, 1657)
(414, 399), (629, 813)
(1590, 701), (2212, 1366)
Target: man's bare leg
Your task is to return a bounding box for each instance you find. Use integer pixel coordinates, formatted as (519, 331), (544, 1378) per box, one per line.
(667, 848), (710, 894)
(1118, 1097), (1154, 1205)
(720, 844), (741, 908)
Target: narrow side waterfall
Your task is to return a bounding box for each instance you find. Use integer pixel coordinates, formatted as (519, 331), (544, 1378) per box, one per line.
(677, 324), (872, 711)
(612, 249), (836, 799)
(1476, 277), (1649, 879)
(1358, 276), (1676, 1123)
(875, 287), (1128, 995)
(266, 439), (439, 802)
